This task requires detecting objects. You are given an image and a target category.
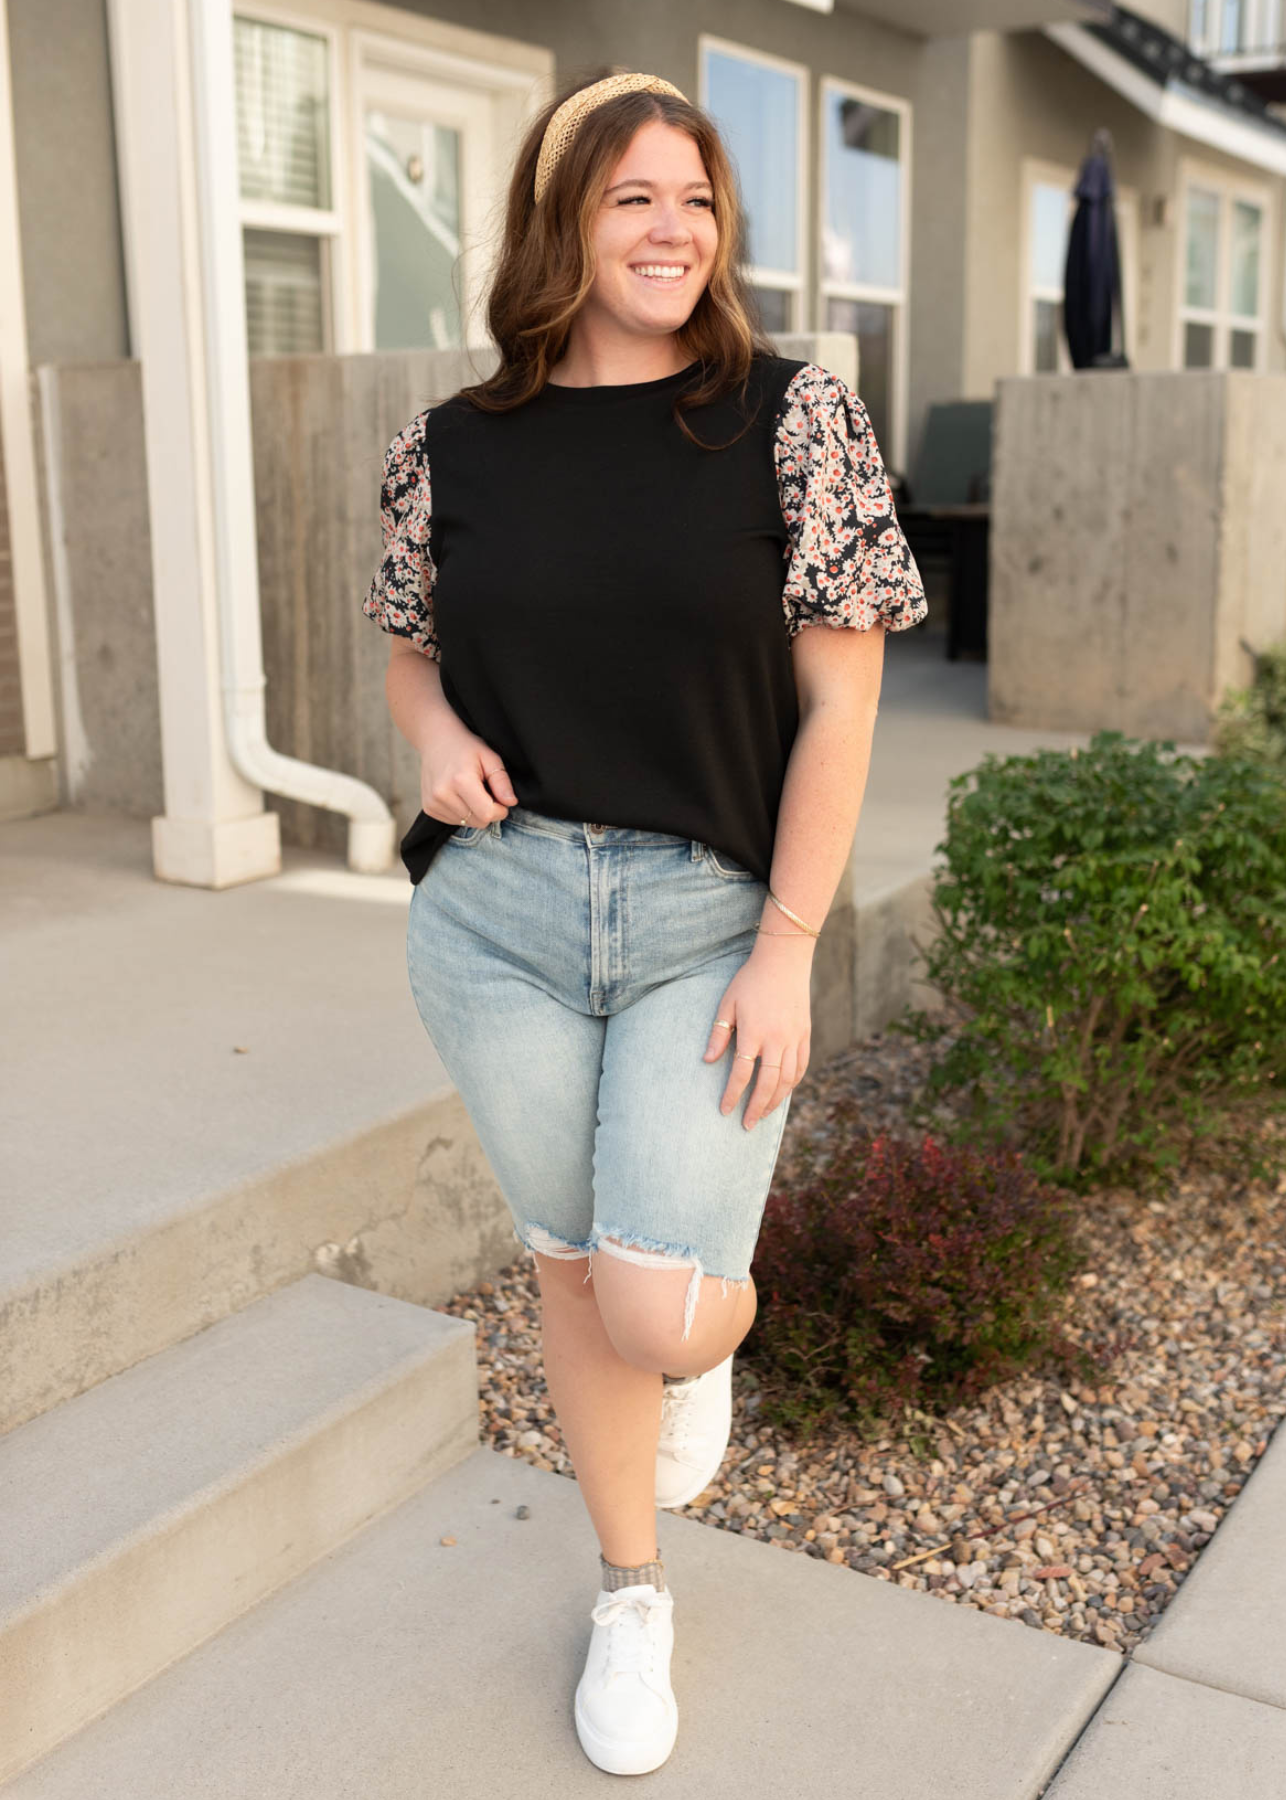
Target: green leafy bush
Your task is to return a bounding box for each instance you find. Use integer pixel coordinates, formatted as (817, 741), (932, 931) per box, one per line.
(743, 1125), (1110, 1442)
(1213, 640), (1286, 773)
(899, 731), (1286, 1190)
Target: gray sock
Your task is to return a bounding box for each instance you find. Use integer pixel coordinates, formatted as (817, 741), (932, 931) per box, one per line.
(600, 1548), (666, 1593)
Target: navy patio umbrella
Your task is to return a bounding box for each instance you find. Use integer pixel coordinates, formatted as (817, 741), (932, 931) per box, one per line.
(1064, 128), (1129, 371)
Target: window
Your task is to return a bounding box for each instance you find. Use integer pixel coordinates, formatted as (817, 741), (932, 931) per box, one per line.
(699, 39), (806, 333)
(1019, 159), (1139, 374)
(1177, 162), (1271, 368)
(819, 77), (910, 462)
(1190, 0), (1283, 53)
(234, 13), (341, 355)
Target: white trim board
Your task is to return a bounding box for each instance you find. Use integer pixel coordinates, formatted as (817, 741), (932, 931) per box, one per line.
(1044, 21), (1286, 179)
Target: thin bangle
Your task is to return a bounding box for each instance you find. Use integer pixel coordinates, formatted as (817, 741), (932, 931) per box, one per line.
(767, 890), (821, 936)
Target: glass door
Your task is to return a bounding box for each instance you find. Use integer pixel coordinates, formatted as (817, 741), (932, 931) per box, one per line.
(360, 68), (496, 352)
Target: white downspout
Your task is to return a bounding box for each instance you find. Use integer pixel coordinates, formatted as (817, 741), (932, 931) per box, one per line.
(187, 0), (395, 874)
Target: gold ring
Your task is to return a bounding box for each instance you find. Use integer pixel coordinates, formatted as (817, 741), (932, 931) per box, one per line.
(714, 1018), (733, 1029)
(734, 1052), (756, 1062)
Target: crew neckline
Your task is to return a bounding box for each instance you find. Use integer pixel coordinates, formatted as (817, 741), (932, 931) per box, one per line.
(541, 359), (703, 400)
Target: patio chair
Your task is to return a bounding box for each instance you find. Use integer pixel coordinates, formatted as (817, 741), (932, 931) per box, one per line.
(891, 400), (992, 660)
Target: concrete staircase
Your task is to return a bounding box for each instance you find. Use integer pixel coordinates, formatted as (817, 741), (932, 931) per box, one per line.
(0, 1275), (478, 1782)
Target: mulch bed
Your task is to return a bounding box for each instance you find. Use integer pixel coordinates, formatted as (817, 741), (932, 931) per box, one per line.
(436, 1026), (1285, 1655)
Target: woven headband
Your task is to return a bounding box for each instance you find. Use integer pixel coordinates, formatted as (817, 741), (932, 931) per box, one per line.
(533, 73), (690, 205)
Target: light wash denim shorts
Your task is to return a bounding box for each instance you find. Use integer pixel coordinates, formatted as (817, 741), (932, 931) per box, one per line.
(406, 805), (793, 1340)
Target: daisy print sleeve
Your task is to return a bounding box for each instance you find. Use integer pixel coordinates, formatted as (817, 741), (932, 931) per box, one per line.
(773, 363), (927, 640)
(362, 409), (440, 661)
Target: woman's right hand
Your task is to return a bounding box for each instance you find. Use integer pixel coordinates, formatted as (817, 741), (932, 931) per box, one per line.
(419, 708), (519, 828)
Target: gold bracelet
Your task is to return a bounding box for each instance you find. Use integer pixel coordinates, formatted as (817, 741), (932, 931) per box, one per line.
(755, 925), (813, 937)
(767, 889), (821, 936)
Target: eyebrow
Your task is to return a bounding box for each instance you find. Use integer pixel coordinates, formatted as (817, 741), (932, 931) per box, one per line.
(604, 178), (714, 194)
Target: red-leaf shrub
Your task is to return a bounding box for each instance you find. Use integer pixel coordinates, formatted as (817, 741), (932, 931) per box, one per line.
(744, 1108), (1113, 1439)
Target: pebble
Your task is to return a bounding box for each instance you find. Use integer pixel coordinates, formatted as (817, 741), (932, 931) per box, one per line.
(435, 1027), (1286, 1657)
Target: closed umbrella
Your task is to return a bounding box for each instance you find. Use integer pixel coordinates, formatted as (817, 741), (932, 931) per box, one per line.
(1063, 128), (1128, 371)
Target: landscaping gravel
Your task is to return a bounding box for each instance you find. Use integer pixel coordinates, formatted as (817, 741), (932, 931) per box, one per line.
(436, 1026), (1286, 1656)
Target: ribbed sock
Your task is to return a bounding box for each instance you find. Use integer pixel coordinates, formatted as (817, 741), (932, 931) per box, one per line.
(600, 1547), (666, 1593)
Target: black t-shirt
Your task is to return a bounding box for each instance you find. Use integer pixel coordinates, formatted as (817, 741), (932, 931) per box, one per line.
(363, 351), (926, 885)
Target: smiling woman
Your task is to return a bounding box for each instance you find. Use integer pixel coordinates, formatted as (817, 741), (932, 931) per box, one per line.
(363, 66), (925, 1778)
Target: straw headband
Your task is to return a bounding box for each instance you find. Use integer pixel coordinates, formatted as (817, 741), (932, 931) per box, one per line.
(533, 73), (690, 205)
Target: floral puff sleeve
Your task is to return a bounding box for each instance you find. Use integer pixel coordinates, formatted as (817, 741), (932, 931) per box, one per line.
(361, 409), (441, 661)
(773, 363), (927, 639)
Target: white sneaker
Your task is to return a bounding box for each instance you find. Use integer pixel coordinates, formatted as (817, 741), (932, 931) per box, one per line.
(574, 1581), (678, 1774)
(655, 1352), (735, 1509)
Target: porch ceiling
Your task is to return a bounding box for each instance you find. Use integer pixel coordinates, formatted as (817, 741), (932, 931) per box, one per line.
(837, 0), (1110, 38)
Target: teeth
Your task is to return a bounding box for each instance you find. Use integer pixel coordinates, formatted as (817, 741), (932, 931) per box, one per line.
(633, 266), (686, 279)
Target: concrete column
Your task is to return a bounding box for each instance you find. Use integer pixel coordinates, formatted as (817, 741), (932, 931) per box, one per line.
(989, 370), (1286, 744)
(105, 0), (278, 886)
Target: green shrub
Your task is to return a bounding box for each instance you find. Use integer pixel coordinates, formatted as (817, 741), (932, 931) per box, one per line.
(1213, 640), (1286, 773)
(898, 731), (1286, 1191)
(743, 1126), (1109, 1442)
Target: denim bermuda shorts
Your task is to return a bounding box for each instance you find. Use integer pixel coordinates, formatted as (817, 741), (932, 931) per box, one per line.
(405, 805), (793, 1340)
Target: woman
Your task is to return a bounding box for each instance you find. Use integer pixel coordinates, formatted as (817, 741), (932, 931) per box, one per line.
(363, 70), (926, 1776)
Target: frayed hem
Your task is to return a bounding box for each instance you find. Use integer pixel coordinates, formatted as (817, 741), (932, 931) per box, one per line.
(517, 1222), (595, 1286)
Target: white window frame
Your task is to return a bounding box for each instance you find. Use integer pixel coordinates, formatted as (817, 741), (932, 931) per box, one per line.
(698, 35), (808, 332)
(1018, 157), (1139, 375)
(1173, 155), (1274, 370)
(817, 73), (911, 472)
(233, 4), (347, 354)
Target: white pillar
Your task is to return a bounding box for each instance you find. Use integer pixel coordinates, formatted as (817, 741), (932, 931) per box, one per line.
(106, 0), (279, 887)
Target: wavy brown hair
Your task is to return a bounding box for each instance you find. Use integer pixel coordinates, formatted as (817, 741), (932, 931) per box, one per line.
(455, 70), (779, 448)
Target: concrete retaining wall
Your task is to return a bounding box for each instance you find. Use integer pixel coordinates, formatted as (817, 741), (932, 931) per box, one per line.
(989, 371), (1286, 743)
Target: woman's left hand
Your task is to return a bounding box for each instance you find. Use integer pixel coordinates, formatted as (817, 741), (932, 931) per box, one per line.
(704, 936), (813, 1128)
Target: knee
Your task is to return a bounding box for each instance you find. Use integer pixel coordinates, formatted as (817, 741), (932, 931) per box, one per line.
(591, 1237), (753, 1372)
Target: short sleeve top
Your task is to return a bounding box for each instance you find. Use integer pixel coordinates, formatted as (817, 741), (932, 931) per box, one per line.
(363, 354), (926, 884)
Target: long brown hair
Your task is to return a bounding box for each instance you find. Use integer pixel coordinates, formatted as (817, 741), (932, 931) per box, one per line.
(455, 70), (779, 448)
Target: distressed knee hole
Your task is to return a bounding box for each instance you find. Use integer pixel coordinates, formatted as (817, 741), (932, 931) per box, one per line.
(589, 1231), (749, 1343)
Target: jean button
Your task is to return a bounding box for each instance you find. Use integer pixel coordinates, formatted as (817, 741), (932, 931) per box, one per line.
(589, 822), (604, 832)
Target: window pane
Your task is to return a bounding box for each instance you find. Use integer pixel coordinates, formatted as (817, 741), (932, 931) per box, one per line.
(234, 16), (331, 211)
(825, 296), (893, 460)
(1184, 320), (1215, 367)
(1219, 0), (1244, 50)
(244, 229), (325, 355)
(1185, 188), (1220, 310)
(1231, 200), (1262, 318)
(703, 50), (799, 274)
(1190, 0), (1209, 45)
(1035, 299), (1061, 372)
(751, 286), (793, 333)
(366, 110), (464, 351)
(823, 92), (901, 291)
(1032, 182), (1069, 294)
(1230, 328), (1257, 368)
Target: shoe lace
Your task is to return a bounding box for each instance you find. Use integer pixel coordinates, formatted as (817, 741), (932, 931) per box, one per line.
(590, 1590), (666, 1677)
(659, 1375), (699, 1453)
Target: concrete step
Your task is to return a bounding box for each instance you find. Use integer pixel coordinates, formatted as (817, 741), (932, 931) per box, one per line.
(0, 1441), (1121, 1799)
(0, 1274), (477, 1784)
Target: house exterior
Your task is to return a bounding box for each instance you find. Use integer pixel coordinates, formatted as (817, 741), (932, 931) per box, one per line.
(1, 0), (1284, 879)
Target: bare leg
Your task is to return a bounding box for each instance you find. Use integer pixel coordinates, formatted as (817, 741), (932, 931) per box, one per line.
(532, 1250), (663, 1569)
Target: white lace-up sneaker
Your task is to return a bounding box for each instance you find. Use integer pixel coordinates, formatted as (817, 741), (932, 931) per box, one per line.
(574, 1581), (678, 1774)
(655, 1351), (735, 1508)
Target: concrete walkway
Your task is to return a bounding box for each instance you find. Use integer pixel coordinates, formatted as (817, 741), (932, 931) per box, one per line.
(5, 623), (1274, 1794)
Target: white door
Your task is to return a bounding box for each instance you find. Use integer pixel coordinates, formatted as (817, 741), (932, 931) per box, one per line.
(358, 65), (497, 352)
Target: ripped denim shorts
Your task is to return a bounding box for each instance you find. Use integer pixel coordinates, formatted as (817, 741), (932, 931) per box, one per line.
(406, 805), (793, 1341)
